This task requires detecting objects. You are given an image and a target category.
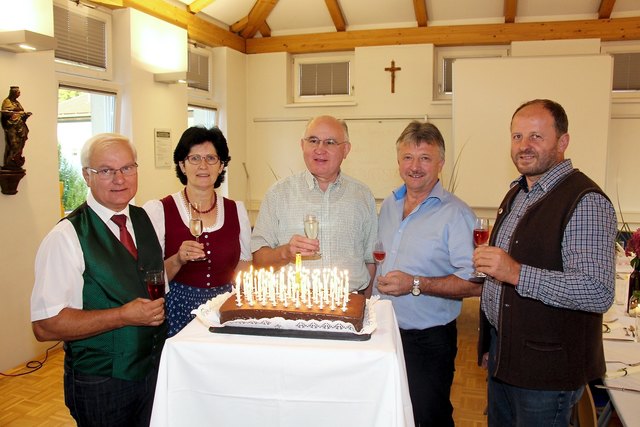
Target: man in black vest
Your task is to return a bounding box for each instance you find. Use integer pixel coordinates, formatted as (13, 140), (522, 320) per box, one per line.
(31, 133), (166, 427)
(474, 99), (616, 426)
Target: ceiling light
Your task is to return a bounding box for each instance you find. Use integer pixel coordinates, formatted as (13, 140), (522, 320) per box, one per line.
(0, 30), (56, 53)
(154, 71), (198, 85)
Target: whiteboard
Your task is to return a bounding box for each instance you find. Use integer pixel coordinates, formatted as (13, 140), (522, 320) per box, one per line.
(452, 55), (612, 208)
(341, 119), (407, 198)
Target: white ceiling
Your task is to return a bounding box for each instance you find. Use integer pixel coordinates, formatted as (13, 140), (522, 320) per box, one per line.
(174, 0), (640, 38)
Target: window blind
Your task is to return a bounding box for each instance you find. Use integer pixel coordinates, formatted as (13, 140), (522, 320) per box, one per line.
(612, 53), (640, 91)
(54, 4), (107, 70)
(299, 62), (350, 96)
(188, 50), (210, 92)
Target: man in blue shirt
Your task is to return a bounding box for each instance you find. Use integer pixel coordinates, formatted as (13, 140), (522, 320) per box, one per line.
(375, 121), (481, 426)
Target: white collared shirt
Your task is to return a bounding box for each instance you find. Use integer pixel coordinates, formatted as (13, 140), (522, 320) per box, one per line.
(30, 193), (134, 321)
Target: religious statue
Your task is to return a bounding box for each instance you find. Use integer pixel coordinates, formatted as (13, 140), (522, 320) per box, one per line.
(1, 86), (32, 171)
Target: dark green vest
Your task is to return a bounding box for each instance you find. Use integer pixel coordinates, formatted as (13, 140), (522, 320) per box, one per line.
(65, 203), (166, 381)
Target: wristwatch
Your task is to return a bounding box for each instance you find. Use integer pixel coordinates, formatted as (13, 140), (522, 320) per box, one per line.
(411, 276), (421, 296)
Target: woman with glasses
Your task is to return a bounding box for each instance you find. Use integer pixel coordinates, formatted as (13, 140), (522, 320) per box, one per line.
(144, 126), (252, 336)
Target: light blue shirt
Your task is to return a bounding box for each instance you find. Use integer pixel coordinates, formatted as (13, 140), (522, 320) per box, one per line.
(374, 180), (477, 330)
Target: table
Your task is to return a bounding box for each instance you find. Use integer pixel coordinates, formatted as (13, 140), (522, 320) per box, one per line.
(150, 300), (414, 427)
(602, 305), (640, 426)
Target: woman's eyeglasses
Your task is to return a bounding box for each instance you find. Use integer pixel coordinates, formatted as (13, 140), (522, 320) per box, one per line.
(184, 154), (220, 165)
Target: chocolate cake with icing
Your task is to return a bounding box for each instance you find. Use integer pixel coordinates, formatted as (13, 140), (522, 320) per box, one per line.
(219, 293), (366, 332)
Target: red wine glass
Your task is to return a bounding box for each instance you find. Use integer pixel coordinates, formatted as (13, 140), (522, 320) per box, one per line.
(146, 270), (165, 300)
(472, 218), (490, 280)
(373, 241), (386, 278)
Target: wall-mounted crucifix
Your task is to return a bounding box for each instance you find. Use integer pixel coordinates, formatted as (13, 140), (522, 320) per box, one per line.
(384, 60), (401, 93)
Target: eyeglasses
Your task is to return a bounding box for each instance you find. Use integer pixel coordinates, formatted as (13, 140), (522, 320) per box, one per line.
(303, 137), (348, 148)
(184, 154), (220, 165)
(85, 163), (138, 180)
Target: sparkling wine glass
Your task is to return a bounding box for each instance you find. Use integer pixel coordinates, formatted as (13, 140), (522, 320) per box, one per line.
(303, 213), (321, 257)
(189, 202), (206, 261)
(373, 241), (386, 278)
(472, 218), (490, 280)
(146, 270), (166, 300)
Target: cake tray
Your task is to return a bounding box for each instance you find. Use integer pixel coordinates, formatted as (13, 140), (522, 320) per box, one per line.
(209, 325), (371, 341)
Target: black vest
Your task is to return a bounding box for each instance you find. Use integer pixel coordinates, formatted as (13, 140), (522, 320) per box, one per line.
(480, 170), (611, 389)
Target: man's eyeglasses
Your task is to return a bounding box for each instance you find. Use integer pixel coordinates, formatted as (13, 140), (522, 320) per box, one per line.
(184, 154), (220, 165)
(303, 137), (348, 148)
(85, 163), (138, 180)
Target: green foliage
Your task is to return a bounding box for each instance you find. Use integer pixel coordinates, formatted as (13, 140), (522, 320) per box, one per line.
(58, 89), (81, 102)
(58, 145), (86, 212)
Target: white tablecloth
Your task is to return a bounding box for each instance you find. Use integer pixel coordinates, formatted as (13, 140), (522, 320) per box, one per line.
(150, 299), (414, 427)
(603, 303), (640, 426)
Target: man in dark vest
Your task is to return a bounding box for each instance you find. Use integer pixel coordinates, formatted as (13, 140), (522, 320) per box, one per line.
(31, 133), (166, 427)
(474, 99), (616, 426)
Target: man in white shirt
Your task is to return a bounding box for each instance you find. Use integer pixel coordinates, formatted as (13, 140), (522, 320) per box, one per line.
(31, 133), (166, 427)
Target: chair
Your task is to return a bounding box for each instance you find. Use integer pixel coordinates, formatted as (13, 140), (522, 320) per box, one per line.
(571, 385), (611, 427)
(574, 385), (597, 427)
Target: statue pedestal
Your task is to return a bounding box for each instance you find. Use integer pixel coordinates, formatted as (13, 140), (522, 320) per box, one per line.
(0, 169), (26, 195)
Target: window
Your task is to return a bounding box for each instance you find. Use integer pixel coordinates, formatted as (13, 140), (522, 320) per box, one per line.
(602, 41), (640, 100)
(293, 53), (354, 104)
(53, 0), (112, 80)
(612, 53), (640, 92)
(58, 86), (116, 212)
(188, 47), (211, 93)
(188, 105), (217, 128)
(434, 46), (509, 101)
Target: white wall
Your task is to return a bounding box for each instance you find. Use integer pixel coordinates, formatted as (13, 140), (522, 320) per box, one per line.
(211, 47), (248, 204)
(114, 9), (187, 205)
(0, 50), (60, 371)
(607, 101), (640, 225)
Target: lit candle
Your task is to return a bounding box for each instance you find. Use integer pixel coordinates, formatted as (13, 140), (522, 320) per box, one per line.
(295, 252), (302, 286)
(235, 271), (242, 306)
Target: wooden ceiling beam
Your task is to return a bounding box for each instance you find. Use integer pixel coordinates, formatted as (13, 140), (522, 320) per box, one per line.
(188, 0), (215, 15)
(504, 0), (517, 24)
(598, 0), (616, 19)
(89, 0), (123, 6)
(230, 16), (249, 33)
(325, 0), (346, 32)
(413, 0), (428, 27)
(241, 0), (279, 39)
(246, 16), (640, 54)
(260, 21), (272, 37)
(90, 0), (245, 52)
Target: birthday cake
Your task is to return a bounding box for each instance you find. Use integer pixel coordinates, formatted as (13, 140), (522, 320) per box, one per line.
(215, 266), (368, 332)
(219, 291), (366, 331)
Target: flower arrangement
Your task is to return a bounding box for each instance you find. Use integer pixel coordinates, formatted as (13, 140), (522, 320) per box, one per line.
(625, 229), (640, 270)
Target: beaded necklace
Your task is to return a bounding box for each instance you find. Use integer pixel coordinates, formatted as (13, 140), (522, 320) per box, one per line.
(183, 188), (217, 214)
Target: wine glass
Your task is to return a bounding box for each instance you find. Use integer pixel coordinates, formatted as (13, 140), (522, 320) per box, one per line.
(472, 218), (490, 281)
(303, 213), (321, 257)
(146, 269), (166, 300)
(373, 241), (386, 278)
(189, 202), (206, 261)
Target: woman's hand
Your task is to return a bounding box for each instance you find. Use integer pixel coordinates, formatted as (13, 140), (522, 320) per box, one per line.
(177, 240), (205, 264)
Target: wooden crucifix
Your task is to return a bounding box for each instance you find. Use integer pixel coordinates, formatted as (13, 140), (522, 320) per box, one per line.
(384, 60), (401, 93)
